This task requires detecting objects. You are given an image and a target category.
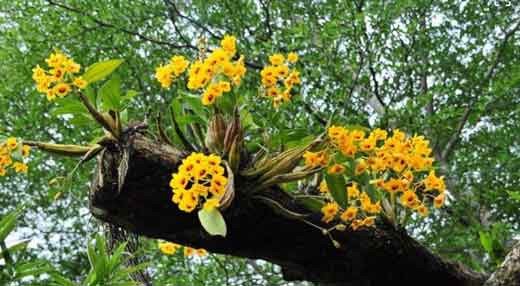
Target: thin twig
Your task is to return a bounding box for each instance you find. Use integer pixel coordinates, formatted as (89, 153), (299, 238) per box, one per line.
(46, 0), (188, 49)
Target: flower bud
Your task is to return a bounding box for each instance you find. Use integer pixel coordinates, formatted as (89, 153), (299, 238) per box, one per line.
(228, 135), (241, 174)
(223, 109), (242, 155)
(205, 112), (226, 153)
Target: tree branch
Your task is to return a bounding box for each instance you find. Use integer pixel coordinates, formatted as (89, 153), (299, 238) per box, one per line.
(162, 0), (197, 51)
(259, 0), (273, 38)
(358, 6), (386, 113)
(89, 133), (487, 286)
(160, 0), (263, 70)
(484, 20), (520, 81)
(302, 101), (327, 127)
(46, 0), (188, 49)
(163, 0), (222, 40)
(484, 241), (520, 286)
(440, 105), (471, 160)
(440, 19), (520, 161)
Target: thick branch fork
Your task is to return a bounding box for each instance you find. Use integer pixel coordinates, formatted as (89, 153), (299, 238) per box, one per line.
(88, 133), (486, 285)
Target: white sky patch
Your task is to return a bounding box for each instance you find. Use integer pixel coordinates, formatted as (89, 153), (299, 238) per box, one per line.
(431, 12), (445, 27)
(461, 116), (496, 141)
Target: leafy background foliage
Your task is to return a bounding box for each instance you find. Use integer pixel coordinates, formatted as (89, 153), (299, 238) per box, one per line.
(0, 0), (518, 284)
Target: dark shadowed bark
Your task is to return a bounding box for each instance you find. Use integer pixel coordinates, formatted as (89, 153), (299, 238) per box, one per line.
(89, 132), (495, 286)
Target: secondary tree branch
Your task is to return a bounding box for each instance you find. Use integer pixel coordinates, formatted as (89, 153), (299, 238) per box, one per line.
(441, 105), (471, 160)
(164, 0), (222, 40)
(484, 20), (520, 81)
(162, 0), (197, 51)
(358, 7), (386, 113)
(440, 19), (520, 161)
(259, 0), (273, 38)
(46, 0), (188, 49)
(302, 101), (327, 126)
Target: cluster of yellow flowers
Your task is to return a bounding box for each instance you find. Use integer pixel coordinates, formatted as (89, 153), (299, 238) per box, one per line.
(320, 183), (380, 230)
(170, 153), (228, 212)
(260, 52), (300, 108)
(155, 55), (190, 89)
(303, 149), (328, 168)
(158, 241), (208, 257)
(155, 35), (247, 105)
(0, 137), (30, 176)
(305, 126), (446, 229)
(32, 51), (87, 101)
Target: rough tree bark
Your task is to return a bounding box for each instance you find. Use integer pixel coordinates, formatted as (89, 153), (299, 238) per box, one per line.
(88, 131), (515, 286)
(485, 242), (520, 286)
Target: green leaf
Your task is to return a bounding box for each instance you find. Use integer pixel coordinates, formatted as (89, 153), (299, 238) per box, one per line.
(286, 135), (314, 149)
(507, 191), (520, 201)
(52, 103), (88, 117)
(177, 115), (206, 125)
(120, 109), (128, 124)
(51, 97), (94, 126)
(83, 59), (123, 84)
(1, 239), (29, 256)
(11, 140), (24, 161)
(325, 173), (347, 208)
(84, 85), (97, 108)
(170, 99), (185, 145)
(120, 262), (150, 275)
(296, 197), (325, 212)
(179, 91), (208, 122)
(84, 270), (97, 286)
(94, 234), (108, 280)
(479, 231), (493, 254)
(171, 98), (183, 116)
(0, 208), (22, 242)
(124, 90), (139, 100)
(215, 91), (235, 114)
(86, 239), (98, 271)
(49, 272), (75, 286)
(197, 208), (227, 237)
(121, 90), (139, 109)
(14, 261), (51, 279)
(52, 97), (89, 116)
(239, 109), (258, 129)
(99, 75), (121, 111)
(108, 242), (127, 273)
(284, 128), (310, 142)
(69, 114), (95, 127)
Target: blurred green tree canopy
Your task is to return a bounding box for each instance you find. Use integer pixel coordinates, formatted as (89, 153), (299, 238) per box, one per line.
(0, 0), (519, 285)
